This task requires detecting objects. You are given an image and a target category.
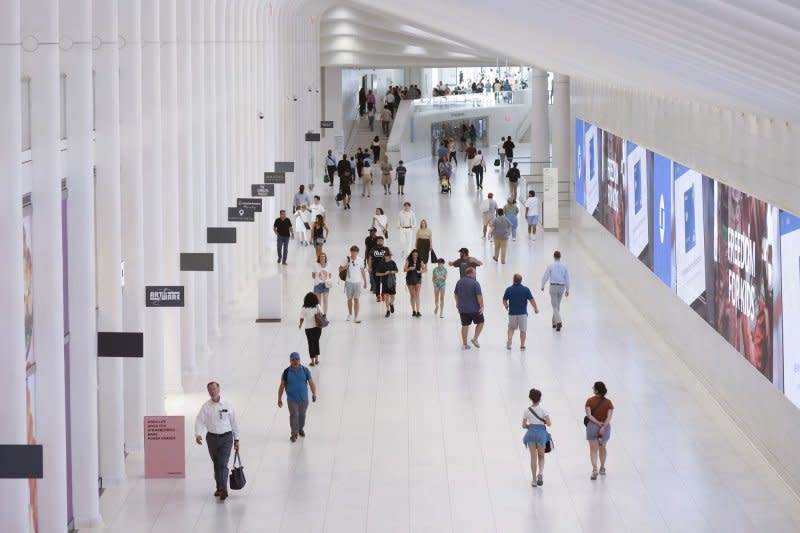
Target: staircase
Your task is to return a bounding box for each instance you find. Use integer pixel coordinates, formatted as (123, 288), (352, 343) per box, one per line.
(344, 114), (393, 158)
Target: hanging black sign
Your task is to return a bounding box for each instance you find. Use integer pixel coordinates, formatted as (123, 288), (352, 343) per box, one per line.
(251, 183), (275, 197)
(180, 252), (214, 271)
(97, 332), (144, 357)
(0, 445), (43, 479)
(236, 198), (262, 212)
(320, 120), (334, 129)
(228, 206), (255, 222)
(305, 133), (321, 142)
(275, 161), (295, 173)
(145, 286), (185, 307)
(207, 227), (237, 244)
(263, 172), (286, 184)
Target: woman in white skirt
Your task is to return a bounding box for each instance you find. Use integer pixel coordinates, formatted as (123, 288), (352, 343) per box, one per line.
(294, 204), (311, 245)
(372, 207), (389, 241)
(361, 159), (373, 198)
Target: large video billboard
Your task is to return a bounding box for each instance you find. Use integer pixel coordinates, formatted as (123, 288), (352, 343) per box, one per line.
(576, 118), (797, 408)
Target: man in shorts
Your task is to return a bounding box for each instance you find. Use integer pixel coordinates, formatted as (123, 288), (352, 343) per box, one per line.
(502, 273), (539, 350)
(453, 267), (484, 350)
(339, 245), (367, 323)
(525, 190), (540, 240)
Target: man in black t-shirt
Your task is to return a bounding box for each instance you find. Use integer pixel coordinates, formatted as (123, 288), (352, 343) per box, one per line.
(364, 227), (378, 267)
(337, 156), (353, 209)
(375, 251), (398, 317)
(273, 210), (295, 265)
(506, 162), (521, 202)
(503, 136), (515, 164)
(368, 236), (387, 299)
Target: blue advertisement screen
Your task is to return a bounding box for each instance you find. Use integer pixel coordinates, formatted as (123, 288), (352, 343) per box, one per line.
(575, 119), (585, 208)
(652, 152), (674, 288)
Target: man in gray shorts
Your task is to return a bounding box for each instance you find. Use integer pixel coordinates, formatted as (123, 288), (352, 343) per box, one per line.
(502, 273), (539, 350)
(339, 245), (367, 323)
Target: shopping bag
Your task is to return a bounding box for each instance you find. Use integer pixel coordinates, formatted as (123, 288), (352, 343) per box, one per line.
(229, 450), (246, 490)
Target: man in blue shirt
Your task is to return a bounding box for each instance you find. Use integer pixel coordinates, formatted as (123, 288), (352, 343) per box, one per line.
(278, 352), (318, 442)
(541, 250), (571, 331)
(454, 267), (484, 350)
(503, 274), (539, 350)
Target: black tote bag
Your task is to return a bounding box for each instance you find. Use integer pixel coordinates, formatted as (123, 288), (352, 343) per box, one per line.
(229, 450), (246, 490)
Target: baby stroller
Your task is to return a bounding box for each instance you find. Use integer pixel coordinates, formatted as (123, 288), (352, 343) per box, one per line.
(439, 175), (451, 195)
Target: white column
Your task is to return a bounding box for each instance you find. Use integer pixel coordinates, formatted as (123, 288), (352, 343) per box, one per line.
(141, 0), (166, 415)
(551, 73), (570, 206)
(225, 2), (240, 303)
(175, 0), (197, 375)
(21, 0), (69, 528)
(92, 0), (126, 485)
(530, 67), (550, 190)
(61, 0), (102, 524)
(191, 0), (210, 356)
(160, 0), (183, 394)
(205, 0), (220, 338)
(216, 0), (231, 320)
(0, 1), (30, 529)
(119, 0), (146, 452)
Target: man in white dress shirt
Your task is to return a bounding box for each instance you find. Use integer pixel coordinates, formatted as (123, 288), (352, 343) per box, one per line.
(540, 250), (571, 331)
(194, 382), (241, 500)
(397, 202), (417, 257)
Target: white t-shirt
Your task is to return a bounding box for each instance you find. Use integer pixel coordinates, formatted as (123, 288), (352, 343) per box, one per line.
(525, 197), (539, 217)
(309, 203), (325, 220)
(523, 405), (549, 425)
(342, 255), (363, 283)
(313, 263), (332, 285)
(300, 306), (318, 329)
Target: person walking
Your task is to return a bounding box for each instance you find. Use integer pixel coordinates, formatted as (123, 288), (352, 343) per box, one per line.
(380, 155), (394, 195)
(361, 158), (373, 197)
(372, 207), (389, 241)
(366, 89), (375, 112)
(194, 381), (241, 500)
(503, 136), (516, 166)
(480, 192), (498, 240)
(473, 149), (486, 189)
(298, 292), (323, 366)
(273, 210), (294, 265)
(540, 250), (570, 331)
(337, 155), (353, 209)
(504, 197), (520, 241)
(311, 253), (331, 315)
(311, 214), (329, 259)
(448, 138), (457, 166)
(415, 219), (432, 263)
(397, 202), (417, 257)
(449, 247), (483, 278)
(465, 143), (477, 177)
(585, 381), (614, 480)
(380, 105), (392, 136)
(522, 388), (551, 487)
(294, 204), (311, 246)
(396, 160), (407, 195)
(309, 195), (325, 221)
(368, 235), (387, 299)
(404, 249), (426, 317)
(506, 162), (521, 203)
(503, 274), (539, 350)
(375, 250), (399, 317)
(371, 135), (381, 162)
(367, 105), (376, 131)
(525, 190), (539, 240)
(277, 352), (317, 442)
(293, 184), (311, 213)
(454, 267), (484, 349)
(437, 139), (449, 161)
(492, 209), (512, 264)
(339, 245), (367, 323)
(432, 257), (447, 318)
(498, 137), (507, 170)
(325, 150), (337, 188)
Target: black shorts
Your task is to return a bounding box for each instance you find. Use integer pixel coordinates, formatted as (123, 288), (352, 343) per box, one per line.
(340, 187), (351, 196)
(459, 312), (484, 326)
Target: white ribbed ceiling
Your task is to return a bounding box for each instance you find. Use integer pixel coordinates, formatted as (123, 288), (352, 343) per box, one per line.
(296, 0), (800, 122)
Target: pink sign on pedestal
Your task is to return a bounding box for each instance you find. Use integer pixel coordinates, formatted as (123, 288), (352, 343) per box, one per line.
(144, 416), (185, 478)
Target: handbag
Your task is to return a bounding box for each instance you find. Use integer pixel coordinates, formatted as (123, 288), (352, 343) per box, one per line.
(430, 249), (438, 263)
(303, 222), (310, 230)
(229, 450), (246, 490)
(583, 397), (606, 426)
(314, 307), (329, 328)
(323, 174), (329, 183)
(339, 258), (348, 281)
(384, 272), (396, 292)
(528, 407), (555, 453)
(493, 158), (501, 167)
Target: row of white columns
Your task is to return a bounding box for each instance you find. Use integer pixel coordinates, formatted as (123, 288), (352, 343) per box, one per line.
(529, 69), (570, 203)
(0, 0), (321, 529)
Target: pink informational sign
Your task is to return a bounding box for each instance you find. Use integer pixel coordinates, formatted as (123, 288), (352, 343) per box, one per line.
(144, 416), (185, 478)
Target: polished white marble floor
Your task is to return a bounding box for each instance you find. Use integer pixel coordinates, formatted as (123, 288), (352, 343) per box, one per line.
(89, 156), (800, 533)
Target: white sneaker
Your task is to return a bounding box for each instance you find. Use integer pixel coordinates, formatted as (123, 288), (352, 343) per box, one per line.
(533, 235), (537, 241)
(346, 314), (352, 321)
(512, 237), (516, 241)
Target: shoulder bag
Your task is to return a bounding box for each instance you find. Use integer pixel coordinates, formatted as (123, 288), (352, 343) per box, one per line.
(583, 397), (606, 426)
(229, 450), (246, 490)
(339, 258), (348, 281)
(528, 407), (554, 453)
(314, 306), (329, 328)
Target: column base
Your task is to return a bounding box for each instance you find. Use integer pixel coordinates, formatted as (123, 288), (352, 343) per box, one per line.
(72, 514), (104, 528)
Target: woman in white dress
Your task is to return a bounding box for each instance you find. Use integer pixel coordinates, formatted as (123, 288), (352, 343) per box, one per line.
(294, 204), (311, 245)
(372, 207), (389, 241)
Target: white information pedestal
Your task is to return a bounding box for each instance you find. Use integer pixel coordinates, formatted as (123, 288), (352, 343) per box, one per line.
(543, 167), (559, 230)
(256, 275), (282, 322)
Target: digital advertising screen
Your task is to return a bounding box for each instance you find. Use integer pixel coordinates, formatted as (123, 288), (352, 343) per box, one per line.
(626, 142), (649, 260)
(601, 131), (625, 244)
(583, 123), (600, 218)
(650, 152), (675, 289)
(575, 119), (586, 208)
(781, 211), (800, 407)
(674, 165), (710, 309)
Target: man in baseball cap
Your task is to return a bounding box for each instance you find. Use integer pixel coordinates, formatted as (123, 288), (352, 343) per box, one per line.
(449, 247), (483, 278)
(277, 352), (317, 442)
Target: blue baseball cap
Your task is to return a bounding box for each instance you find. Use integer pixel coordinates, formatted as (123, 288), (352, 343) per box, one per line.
(290, 352), (300, 360)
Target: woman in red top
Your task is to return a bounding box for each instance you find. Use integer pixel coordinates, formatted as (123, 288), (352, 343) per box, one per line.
(585, 381), (614, 480)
